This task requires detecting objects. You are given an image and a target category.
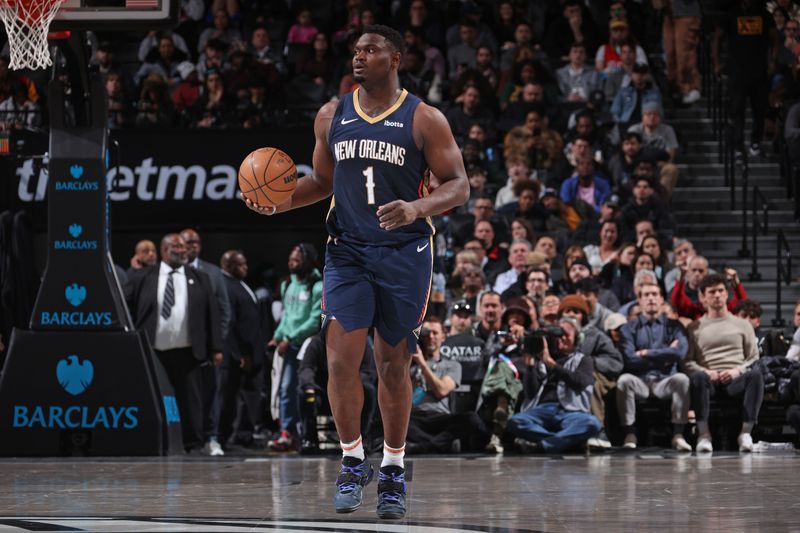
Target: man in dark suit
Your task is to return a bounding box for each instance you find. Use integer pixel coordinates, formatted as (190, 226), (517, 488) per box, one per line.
(217, 250), (265, 448)
(181, 227), (230, 456)
(125, 233), (223, 453)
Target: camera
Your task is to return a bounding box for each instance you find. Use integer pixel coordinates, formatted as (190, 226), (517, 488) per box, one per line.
(523, 325), (565, 355)
(417, 327), (432, 350)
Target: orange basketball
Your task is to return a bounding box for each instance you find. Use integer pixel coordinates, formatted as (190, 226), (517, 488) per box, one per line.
(238, 147), (297, 207)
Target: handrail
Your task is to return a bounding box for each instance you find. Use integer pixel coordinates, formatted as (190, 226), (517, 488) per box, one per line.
(772, 230), (793, 327)
(746, 185), (771, 282)
(738, 155), (750, 257)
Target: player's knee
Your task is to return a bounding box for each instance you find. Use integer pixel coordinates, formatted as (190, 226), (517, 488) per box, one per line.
(376, 359), (411, 388)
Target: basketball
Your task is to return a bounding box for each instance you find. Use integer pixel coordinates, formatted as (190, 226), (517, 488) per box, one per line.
(238, 147), (297, 207)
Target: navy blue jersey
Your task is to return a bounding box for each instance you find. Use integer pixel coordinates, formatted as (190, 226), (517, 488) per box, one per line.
(327, 87), (432, 246)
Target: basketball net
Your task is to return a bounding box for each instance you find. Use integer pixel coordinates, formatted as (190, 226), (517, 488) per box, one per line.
(0, 0), (65, 70)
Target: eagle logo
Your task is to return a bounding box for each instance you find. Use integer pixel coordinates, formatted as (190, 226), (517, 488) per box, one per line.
(56, 355), (94, 396)
(65, 283), (86, 307)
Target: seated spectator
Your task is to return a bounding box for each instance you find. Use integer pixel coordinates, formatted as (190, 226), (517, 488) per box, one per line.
(611, 63), (661, 129)
(135, 34), (186, 89)
(196, 38), (228, 82)
(475, 45), (500, 91)
(526, 106), (566, 179)
(448, 264), (485, 313)
(603, 41), (638, 102)
(620, 176), (674, 244)
(549, 135), (595, 189)
(106, 71), (133, 129)
(500, 20), (548, 72)
(640, 235), (671, 281)
(399, 46), (442, 105)
(172, 61), (202, 116)
(138, 30), (190, 63)
(248, 26), (286, 77)
(558, 295), (623, 449)
(608, 131), (644, 196)
(629, 101), (678, 157)
(671, 257), (748, 321)
(498, 181), (541, 230)
(447, 18), (481, 79)
(616, 266), (659, 317)
(508, 315), (602, 453)
(544, 0), (600, 64)
(571, 196), (620, 248)
(294, 32), (336, 101)
(135, 73), (176, 128)
(408, 317), (488, 453)
(475, 220), (510, 274)
(198, 9), (243, 54)
(685, 274), (764, 452)
(499, 59), (554, 110)
(446, 85), (496, 145)
(595, 21), (648, 74)
(575, 277), (615, 331)
(599, 241), (636, 292)
(786, 302), (800, 361)
(664, 238), (695, 294)
(734, 299), (789, 357)
(495, 157), (535, 209)
(192, 68), (235, 128)
(617, 281), (692, 451)
(441, 301), (488, 414)
(473, 290), (504, 343)
(493, 239), (532, 295)
(0, 79), (40, 130)
(556, 43), (601, 103)
(286, 8), (319, 45)
(541, 292), (561, 326)
(510, 217), (536, 244)
(583, 219), (621, 275)
(538, 188), (582, 238)
(559, 158), (612, 214)
(403, 24), (445, 79)
(605, 312), (627, 348)
(480, 297), (529, 452)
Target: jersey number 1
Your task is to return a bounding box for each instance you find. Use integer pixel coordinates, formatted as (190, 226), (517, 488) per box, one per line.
(363, 166), (376, 205)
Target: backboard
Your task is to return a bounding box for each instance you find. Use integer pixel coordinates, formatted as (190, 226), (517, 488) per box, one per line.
(51, 0), (178, 30)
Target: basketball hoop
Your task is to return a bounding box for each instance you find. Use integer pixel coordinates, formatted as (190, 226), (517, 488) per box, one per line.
(0, 0), (66, 70)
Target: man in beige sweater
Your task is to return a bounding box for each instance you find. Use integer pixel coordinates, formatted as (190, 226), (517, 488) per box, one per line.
(684, 274), (763, 453)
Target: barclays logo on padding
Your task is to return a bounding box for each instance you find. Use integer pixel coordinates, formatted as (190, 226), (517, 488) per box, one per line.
(53, 223), (98, 250)
(54, 164), (99, 192)
(11, 355), (140, 430)
(38, 284), (113, 326)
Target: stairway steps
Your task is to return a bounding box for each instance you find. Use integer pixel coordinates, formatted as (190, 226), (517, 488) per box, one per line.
(672, 210), (797, 223)
(681, 176), (784, 187)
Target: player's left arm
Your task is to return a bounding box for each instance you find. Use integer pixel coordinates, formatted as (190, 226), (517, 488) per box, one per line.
(377, 103), (469, 231)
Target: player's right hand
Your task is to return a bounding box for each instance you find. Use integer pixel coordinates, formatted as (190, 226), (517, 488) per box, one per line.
(241, 193), (278, 215)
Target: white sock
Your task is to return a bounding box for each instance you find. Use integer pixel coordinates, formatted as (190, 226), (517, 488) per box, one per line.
(340, 436), (365, 461)
(381, 441), (405, 468)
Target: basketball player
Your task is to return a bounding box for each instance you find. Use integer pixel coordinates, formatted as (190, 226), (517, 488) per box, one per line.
(244, 25), (468, 519)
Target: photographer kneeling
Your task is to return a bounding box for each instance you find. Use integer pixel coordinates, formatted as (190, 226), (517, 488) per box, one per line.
(507, 317), (602, 453)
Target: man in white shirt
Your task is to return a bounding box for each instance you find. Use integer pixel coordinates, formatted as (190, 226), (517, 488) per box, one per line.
(493, 239), (531, 295)
(125, 233), (223, 453)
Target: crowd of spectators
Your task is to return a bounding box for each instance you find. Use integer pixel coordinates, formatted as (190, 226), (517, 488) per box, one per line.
(2, 0), (800, 455)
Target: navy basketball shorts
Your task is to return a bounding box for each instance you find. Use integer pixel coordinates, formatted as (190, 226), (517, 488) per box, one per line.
(321, 236), (433, 352)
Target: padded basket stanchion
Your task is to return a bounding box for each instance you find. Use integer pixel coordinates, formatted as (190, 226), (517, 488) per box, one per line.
(0, 0), (65, 69)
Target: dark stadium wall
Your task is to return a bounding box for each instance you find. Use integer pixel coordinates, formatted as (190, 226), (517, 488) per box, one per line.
(2, 128), (329, 289)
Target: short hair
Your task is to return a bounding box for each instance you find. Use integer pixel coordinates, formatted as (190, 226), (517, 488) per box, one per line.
(575, 277), (599, 295)
(623, 131), (643, 143)
(423, 315), (445, 326)
(573, 135), (592, 145)
(570, 42), (586, 51)
(479, 290), (501, 306)
(734, 299), (763, 318)
(633, 268), (657, 285)
(526, 267), (550, 282)
(510, 238), (532, 251)
(698, 273), (727, 294)
(636, 280), (661, 297)
(363, 24), (406, 54)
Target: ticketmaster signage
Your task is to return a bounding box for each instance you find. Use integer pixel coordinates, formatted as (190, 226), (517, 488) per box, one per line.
(6, 129), (320, 229)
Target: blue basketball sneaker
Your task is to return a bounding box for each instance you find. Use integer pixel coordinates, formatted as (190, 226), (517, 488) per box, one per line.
(376, 465), (406, 519)
(334, 456), (373, 513)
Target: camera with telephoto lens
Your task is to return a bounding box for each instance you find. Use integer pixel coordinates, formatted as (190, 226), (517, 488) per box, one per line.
(417, 327), (432, 351)
(523, 325), (566, 356)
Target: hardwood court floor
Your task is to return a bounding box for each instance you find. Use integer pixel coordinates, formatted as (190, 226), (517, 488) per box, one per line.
(0, 451), (798, 532)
